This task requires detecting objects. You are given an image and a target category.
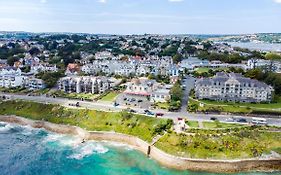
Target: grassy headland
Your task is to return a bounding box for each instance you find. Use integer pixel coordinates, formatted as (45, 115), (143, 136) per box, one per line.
(156, 127), (281, 159)
(0, 100), (280, 160)
(0, 100), (172, 142)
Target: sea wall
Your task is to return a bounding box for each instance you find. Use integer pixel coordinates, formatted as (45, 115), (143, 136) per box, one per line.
(0, 115), (280, 173)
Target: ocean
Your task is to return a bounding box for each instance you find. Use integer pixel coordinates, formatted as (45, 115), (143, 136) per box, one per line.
(0, 122), (280, 175)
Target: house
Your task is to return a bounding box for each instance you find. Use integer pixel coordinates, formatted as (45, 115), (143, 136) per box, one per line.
(31, 63), (58, 74)
(24, 77), (45, 90)
(58, 76), (118, 94)
(0, 59), (7, 68)
(180, 57), (210, 71)
(124, 78), (171, 103)
(150, 88), (170, 103)
(65, 63), (80, 75)
(247, 59), (281, 73)
(195, 72), (274, 103)
(95, 51), (113, 60)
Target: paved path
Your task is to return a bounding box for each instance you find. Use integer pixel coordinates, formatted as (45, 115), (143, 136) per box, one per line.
(180, 76), (195, 113)
(1, 92), (281, 127)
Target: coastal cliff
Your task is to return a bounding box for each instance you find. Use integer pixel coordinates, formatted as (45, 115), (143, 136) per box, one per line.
(1, 115), (280, 173)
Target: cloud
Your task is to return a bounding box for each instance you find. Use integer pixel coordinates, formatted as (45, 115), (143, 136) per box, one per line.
(274, 0), (281, 3)
(98, 0), (107, 3)
(40, 0), (47, 3)
(168, 0), (184, 2)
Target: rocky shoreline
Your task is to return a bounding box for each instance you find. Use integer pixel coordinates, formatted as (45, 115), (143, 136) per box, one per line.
(0, 115), (281, 173)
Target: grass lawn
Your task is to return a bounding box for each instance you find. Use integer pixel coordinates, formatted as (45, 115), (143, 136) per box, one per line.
(188, 98), (251, 114)
(52, 91), (99, 101)
(155, 128), (281, 159)
(203, 121), (244, 129)
(155, 102), (169, 110)
(201, 99), (281, 109)
(195, 67), (228, 74)
(186, 121), (199, 128)
(99, 92), (119, 102)
(0, 100), (172, 142)
(188, 97), (281, 115)
(0, 87), (31, 94)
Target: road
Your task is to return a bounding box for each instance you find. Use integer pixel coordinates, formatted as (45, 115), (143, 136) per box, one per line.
(180, 76), (195, 113)
(1, 92), (281, 127)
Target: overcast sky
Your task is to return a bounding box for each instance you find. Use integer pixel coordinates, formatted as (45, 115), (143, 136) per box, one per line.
(0, 0), (281, 34)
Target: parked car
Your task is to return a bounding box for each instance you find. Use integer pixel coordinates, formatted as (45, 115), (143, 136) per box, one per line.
(251, 117), (267, 125)
(128, 109), (137, 113)
(226, 117), (235, 122)
(69, 102), (80, 107)
(236, 118), (247, 123)
(156, 113), (164, 117)
(144, 109), (154, 116)
(210, 117), (218, 121)
(114, 102), (119, 107)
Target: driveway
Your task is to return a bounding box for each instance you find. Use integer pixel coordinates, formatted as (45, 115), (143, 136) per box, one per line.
(180, 75), (195, 113)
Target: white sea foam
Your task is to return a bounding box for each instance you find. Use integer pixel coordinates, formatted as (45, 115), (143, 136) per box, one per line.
(43, 133), (82, 147)
(0, 123), (13, 132)
(102, 141), (134, 151)
(68, 142), (108, 160)
(21, 125), (39, 135)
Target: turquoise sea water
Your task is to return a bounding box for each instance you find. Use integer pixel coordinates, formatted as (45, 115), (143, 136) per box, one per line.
(0, 122), (280, 175)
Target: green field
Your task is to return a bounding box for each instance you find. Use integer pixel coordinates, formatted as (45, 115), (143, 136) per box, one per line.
(194, 67), (228, 74)
(156, 128), (281, 159)
(155, 102), (169, 110)
(99, 92), (119, 102)
(203, 121), (244, 129)
(0, 100), (172, 142)
(186, 121), (199, 128)
(51, 91), (99, 101)
(188, 97), (281, 115)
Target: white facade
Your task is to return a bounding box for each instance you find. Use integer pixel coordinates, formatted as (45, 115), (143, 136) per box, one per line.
(24, 77), (45, 90)
(195, 72), (274, 103)
(58, 76), (118, 94)
(31, 64), (58, 74)
(0, 67), (24, 88)
(125, 78), (171, 102)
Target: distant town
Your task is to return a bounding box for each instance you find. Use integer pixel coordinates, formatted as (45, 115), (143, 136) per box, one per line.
(1, 32), (281, 173)
(1, 32), (281, 126)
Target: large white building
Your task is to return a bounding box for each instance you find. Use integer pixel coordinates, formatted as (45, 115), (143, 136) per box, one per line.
(58, 76), (119, 94)
(195, 72), (274, 103)
(0, 67), (24, 88)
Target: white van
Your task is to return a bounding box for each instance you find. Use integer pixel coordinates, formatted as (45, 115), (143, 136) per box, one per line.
(251, 117), (267, 125)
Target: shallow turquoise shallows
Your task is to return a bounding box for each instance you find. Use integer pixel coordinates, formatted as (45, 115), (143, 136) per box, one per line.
(0, 122), (280, 175)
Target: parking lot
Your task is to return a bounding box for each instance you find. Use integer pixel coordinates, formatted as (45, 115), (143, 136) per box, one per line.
(115, 93), (153, 109)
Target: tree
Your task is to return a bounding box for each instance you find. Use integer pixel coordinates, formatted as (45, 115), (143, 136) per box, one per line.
(170, 82), (183, 101)
(172, 53), (183, 64)
(7, 56), (19, 66)
(29, 47), (41, 56)
(265, 52), (281, 61)
(36, 71), (65, 88)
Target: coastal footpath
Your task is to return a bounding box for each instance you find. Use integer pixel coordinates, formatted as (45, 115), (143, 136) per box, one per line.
(1, 115), (281, 173)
